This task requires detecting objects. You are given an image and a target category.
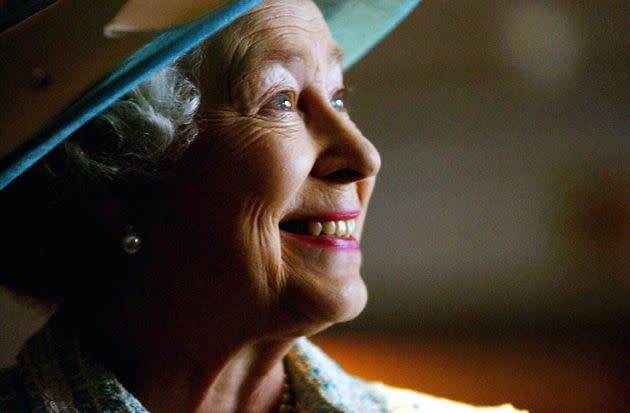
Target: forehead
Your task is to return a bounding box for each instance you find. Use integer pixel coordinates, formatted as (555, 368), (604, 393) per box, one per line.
(225, 0), (343, 73)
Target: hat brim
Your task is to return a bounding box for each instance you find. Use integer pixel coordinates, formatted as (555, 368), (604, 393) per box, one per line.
(0, 0), (419, 190)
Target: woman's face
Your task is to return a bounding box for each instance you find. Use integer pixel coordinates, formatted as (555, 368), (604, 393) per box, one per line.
(145, 0), (380, 344)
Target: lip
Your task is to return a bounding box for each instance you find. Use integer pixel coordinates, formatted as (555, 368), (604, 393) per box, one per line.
(281, 231), (361, 251)
(312, 210), (361, 222)
(279, 209), (362, 251)
(281, 209), (361, 223)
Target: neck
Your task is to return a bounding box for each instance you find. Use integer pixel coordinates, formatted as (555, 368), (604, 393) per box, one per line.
(69, 305), (297, 413)
(128, 340), (293, 413)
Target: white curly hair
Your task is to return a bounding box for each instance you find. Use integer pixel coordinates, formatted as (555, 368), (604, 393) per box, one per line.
(57, 53), (203, 180)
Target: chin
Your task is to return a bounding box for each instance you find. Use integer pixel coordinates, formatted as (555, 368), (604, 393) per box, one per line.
(276, 225), (369, 335)
(282, 268), (368, 337)
(328, 278), (368, 323)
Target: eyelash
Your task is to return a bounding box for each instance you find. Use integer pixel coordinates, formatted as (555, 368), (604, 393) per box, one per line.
(270, 91), (296, 112)
(331, 88), (348, 112)
(261, 89), (349, 115)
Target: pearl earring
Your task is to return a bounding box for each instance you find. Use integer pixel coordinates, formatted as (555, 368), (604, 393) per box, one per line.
(121, 226), (142, 255)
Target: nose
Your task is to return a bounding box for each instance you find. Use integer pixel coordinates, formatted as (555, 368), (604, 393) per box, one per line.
(308, 100), (381, 184)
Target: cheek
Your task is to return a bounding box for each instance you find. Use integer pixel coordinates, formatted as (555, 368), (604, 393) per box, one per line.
(192, 118), (315, 216)
(156, 120), (317, 307)
(239, 137), (314, 212)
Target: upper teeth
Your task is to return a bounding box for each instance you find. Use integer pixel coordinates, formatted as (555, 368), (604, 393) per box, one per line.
(307, 219), (356, 237)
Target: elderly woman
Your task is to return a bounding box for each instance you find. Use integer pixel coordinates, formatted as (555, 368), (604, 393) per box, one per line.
(0, 1), (524, 412)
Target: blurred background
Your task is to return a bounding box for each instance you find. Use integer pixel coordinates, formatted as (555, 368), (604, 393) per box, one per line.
(320, 0), (630, 411)
(2, 0), (629, 412)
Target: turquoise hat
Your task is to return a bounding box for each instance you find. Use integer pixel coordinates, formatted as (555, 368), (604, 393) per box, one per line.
(0, 0), (419, 190)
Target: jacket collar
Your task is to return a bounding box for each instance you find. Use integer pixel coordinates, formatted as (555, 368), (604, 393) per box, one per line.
(18, 318), (146, 413)
(18, 317), (384, 413)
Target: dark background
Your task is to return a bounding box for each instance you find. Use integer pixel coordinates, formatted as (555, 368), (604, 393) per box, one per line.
(325, 1), (630, 411)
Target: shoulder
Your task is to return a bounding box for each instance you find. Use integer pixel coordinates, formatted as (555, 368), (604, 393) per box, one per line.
(288, 338), (527, 413)
(0, 366), (27, 413)
(366, 382), (528, 413)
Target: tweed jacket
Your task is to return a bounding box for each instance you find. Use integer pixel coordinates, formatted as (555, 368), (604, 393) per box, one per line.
(0, 319), (525, 413)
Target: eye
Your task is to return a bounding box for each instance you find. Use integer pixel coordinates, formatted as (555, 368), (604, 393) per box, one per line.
(331, 90), (347, 111)
(268, 91), (294, 112)
(259, 91), (298, 117)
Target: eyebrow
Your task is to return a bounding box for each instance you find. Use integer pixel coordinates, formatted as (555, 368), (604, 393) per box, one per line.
(331, 45), (345, 65)
(230, 44), (345, 99)
(245, 44), (345, 70)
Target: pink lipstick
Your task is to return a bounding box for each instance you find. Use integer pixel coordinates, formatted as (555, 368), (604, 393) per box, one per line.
(279, 210), (361, 251)
(281, 232), (360, 251)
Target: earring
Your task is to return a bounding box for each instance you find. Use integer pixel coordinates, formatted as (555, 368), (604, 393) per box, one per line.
(121, 226), (142, 255)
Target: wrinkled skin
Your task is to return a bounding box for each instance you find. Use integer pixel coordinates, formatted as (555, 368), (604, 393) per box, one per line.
(95, 1), (381, 412)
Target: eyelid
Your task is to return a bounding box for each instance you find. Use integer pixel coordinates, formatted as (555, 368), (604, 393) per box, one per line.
(256, 85), (350, 117)
(333, 87), (349, 98)
(258, 88), (298, 117)
(331, 87), (350, 112)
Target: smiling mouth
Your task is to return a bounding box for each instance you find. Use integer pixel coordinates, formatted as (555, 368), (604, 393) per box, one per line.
(279, 213), (361, 251)
(279, 218), (357, 238)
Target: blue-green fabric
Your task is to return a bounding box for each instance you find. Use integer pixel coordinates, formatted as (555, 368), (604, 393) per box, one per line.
(318, 0), (420, 68)
(0, 0), (262, 190)
(0, 0), (419, 190)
